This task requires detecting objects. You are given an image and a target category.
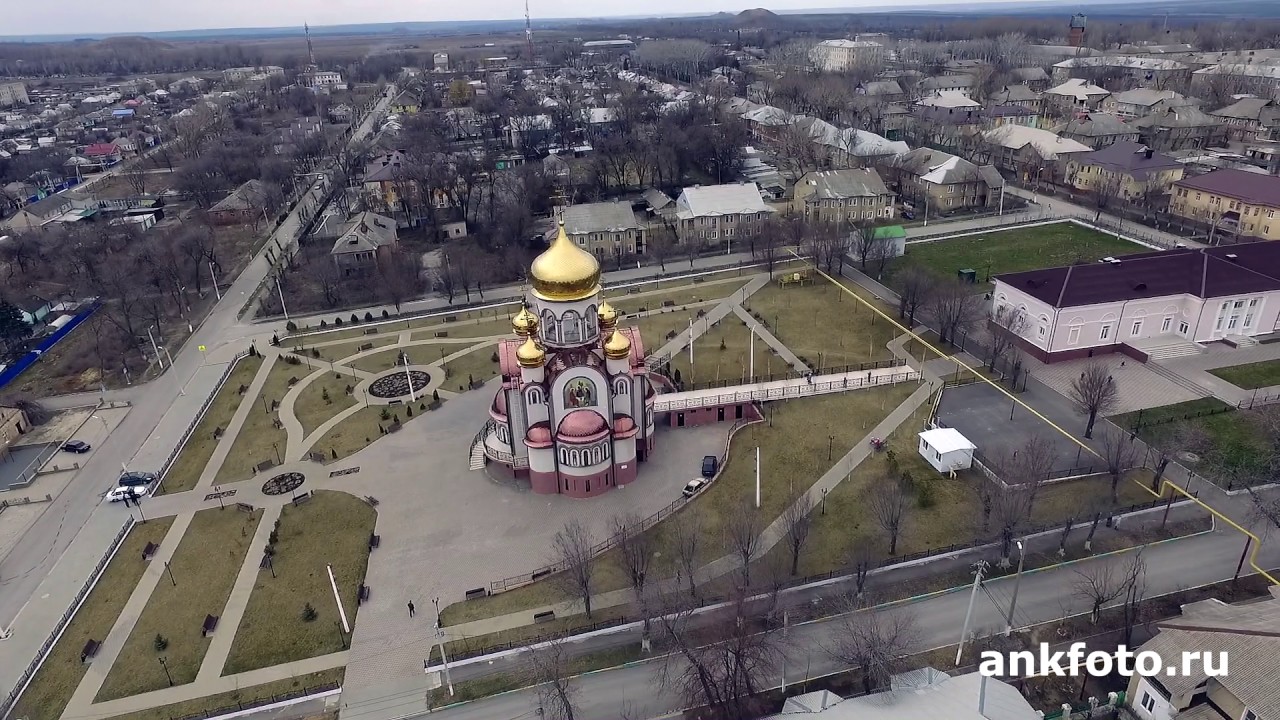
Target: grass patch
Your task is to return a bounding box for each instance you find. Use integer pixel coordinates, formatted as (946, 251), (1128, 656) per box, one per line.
(311, 406), (409, 461)
(441, 381), (919, 626)
(666, 315), (778, 385)
(440, 342), (502, 391)
(293, 370), (361, 438)
(300, 336), (399, 362)
(746, 280), (900, 369)
(634, 306), (721, 358)
(1208, 359), (1280, 390)
(222, 491), (376, 674)
(215, 358), (296, 484)
(10, 519), (176, 720)
(346, 347), (412, 374)
(417, 316), (519, 340)
(427, 644), (640, 708)
(1115, 398), (1271, 488)
(104, 668), (343, 720)
(890, 223), (1146, 289)
(159, 356), (263, 495)
(97, 508), (263, 702)
(444, 605), (632, 661)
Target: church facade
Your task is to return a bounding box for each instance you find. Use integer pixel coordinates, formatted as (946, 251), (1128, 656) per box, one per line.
(479, 222), (657, 498)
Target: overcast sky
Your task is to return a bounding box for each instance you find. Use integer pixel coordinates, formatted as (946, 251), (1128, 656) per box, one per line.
(9, 0), (986, 36)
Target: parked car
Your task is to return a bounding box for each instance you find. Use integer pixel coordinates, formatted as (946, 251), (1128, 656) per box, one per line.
(701, 455), (719, 478)
(106, 485), (148, 503)
(901, 209), (916, 220)
(62, 440), (91, 453)
(682, 478), (707, 498)
(118, 471), (157, 488)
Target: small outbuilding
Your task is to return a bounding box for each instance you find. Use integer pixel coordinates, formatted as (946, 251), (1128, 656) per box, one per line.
(917, 428), (976, 473)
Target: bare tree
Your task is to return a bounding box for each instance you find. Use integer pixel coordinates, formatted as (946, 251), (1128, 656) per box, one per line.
(1098, 425), (1139, 503)
(869, 477), (909, 556)
(827, 603), (919, 695)
(1068, 361), (1119, 439)
(926, 276), (985, 346)
(724, 499), (762, 587)
(1073, 559), (1127, 624)
(1090, 172), (1126, 222)
(893, 265), (934, 327)
(843, 540), (876, 600)
(849, 224), (893, 274)
(551, 520), (596, 619)
(669, 508), (702, 598)
(987, 303), (1029, 372)
(525, 634), (579, 720)
(122, 162), (148, 195)
(611, 513), (655, 639)
(377, 248), (422, 313)
(1119, 550), (1146, 646)
(781, 491), (815, 576)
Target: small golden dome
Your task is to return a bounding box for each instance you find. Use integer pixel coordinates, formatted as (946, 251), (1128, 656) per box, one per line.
(530, 221), (601, 302)
(597, 301), (620, 329)
(516, 337), (546, 369)
(512, 306), (539, 337)
(604, 330), (632, 360)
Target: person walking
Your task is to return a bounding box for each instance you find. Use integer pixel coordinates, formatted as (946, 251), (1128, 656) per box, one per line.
(407, 601), (416, 618)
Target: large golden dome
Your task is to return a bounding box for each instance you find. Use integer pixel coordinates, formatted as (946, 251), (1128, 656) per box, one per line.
(530, 221), (601, 302)
(516, 336), (546, 368)
(604, 329), (632, 360)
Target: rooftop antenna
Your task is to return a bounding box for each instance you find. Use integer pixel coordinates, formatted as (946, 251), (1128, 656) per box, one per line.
(305, 22), (316, 67)
(525, 0), (535, 64)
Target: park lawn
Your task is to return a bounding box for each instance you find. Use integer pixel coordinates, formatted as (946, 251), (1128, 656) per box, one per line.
(222, 491), (376, 674)
(1208, 359), (1280, 390)
(891, 222), (1146, 288)
(617, 282), (748, 316)
(302, 336), (399, 363)
(104, 668), (343, 720)
(667, 313), (779, 385)
(96, 508), (263, 702)
(347, 346), (412, 374)
(440, 342), (502, 391)
(1119, 399), (1272, 487)
(441, 381), (920, 627)
(441, 607), (633, 670)
(311, 406), (407, 462)
(746, 280), (901, 369)
(633, 303), (722, 357)
(159, 355), (263, 496)
(10, 518), (176, 720)
(293, 369), (361, 438)
(214, 358), (296, 484)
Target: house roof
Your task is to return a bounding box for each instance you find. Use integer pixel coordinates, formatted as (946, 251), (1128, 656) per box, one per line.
(921, 74), (975, 91)
(1194, 63), (1280, 79)
(1135, 590), (1280, 719)
(895, 148), (983, 185)
(1045, 79), (1111, 101)
(796, 168), (889, 200)
(642, 188), (673, 211)
(1053, 55), (1188, 71)
(363, 150), (411, 183)
(816, 39), (883, 49)
(675, 183), (772, 219)
(1211, 97), (1274, 121)
(995, 240), (1280, 308)
(561, 201), (639, 234)
(331, 211), (397, 255)
(1011, 67), (1050, 82)
(1176, 168), (1280, 207)
(1109, 88), (1189, 107)
(858, 80), (904, 96)
(919, 91), (981, 109)
(919, 428), (976, 454)
(914, 105), (982, 125)
(764, 670), (1038, 720)
(990, 85), (1041, 104)
(1072, 141), (1182, 179)
(210, 179), (266, 213)
(1130, 106), (1218, 129)
(982, 125), (1092, 159)
(83, 142), (118, 157)
(1055, 113), (1135, 138)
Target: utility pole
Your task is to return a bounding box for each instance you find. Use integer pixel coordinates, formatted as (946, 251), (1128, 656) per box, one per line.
(1004, 540), (1025, 636)
(955, 559), (988, 665)
(431, 597), (454, 696)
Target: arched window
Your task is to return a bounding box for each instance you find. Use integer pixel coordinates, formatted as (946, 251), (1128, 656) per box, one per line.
(561, 310), (583, 344)
(541, 311), (559, 344)
(614, 378), (629, 395)
(527, 387), (543, 405)
(584, 305), (598, 341)
(1037, 314), (1049, 340)
(559, 448), (568, 465)
(570, 449), (581, 467)
(591, 446), (602, 464)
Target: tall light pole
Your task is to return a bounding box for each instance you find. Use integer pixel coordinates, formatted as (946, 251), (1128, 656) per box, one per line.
(209, 261), (221, 300)
(276, 275), (290, 320)
(146, 326), (163, 368)
(955, 559), (988, 666)
(158, 656), (174, 686)
(1004, 540), (1025, 637)
(431, 597), (454, 697)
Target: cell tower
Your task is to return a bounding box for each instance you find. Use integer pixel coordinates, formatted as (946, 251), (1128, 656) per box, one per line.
(525, 0), (535, 64)
(304, 22), (316, 66)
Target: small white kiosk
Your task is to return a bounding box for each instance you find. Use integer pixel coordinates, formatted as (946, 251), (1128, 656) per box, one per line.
(917, 428), (976, 473)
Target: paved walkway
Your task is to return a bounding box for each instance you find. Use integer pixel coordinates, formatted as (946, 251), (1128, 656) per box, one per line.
(1157, 342), (1280, 406)
(729, 303), (810, 373)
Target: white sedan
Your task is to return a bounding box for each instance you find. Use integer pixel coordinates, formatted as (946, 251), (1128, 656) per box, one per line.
(106, 485), (148, 503)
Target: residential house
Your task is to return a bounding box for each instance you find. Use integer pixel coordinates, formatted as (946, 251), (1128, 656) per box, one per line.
(1051, 56), (1191, 85)
(1055, 113), (1141, 148)
(17, 297), (52, 326)
(918, 91), (981, 110)
(221, 66), (284, 84)
(919, 74), (976, 99)
(994, 241), (1280, 362)
(560, 201), (645, 258)
(1, 191), (93, 232)
(944, 59), (989, 76)
(1170, 169), (1280, 241)
(890, 147), (1003, 213)
(1102, 88), (1196, 119)
(810, 39), (885, 72)
(330, 211), (398, 275)
(982, 105), (1039, 130)
(1067, 141), (1185, 203)
(0, 405), (30, 462)
(298, 70), (344, 89)
(673, 183), (775, 249)
(273, 116), (323, 155)
(909, 106), (983, 152)
(641, 188), (676, 222)
(390, 91), (420, 115)
(1212, 98), (1280, 141)
(208, 179), (267, 225)
(792, 168), (895, 225)
(82, 142), (122, 165)
(507, 115), (555, 151)
(979, 125), (1093, 182)
(1044, 79), (1111, 113)
(763, 669), (1041, 720)
(434, 53), (450, 72)
(1131, 107), (1223, 151)
(1192, 64), (1280, 100)
(167, 77), (203, 94)
(1010, 67), (1051, 91)
(988, 85), (1044, 114)
(855, 80), (905, 103)
(1126, 588), (1280, 720)
(0, 82), (29, 107)
(329, 104), (355, 123)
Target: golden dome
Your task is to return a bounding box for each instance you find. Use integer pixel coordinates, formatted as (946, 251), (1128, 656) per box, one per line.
(530, 221), (601, 302)
(597, 301), (620, 329)
(604, 330), (632, 360)
(516, 337), (546, 369)
(512, 306), (539, 337)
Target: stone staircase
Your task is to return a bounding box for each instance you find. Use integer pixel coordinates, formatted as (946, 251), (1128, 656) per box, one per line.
(1145, 360), (1214, 399)
(1225, 334), (1259, 349)
(1140, 338), (1204, 361)
(468, 440), (487, 471)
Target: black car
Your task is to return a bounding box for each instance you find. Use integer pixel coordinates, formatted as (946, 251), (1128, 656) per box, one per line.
(119, 471), (158, 488)
(701, 455), (719, 478)
(62, 440), (92, 453)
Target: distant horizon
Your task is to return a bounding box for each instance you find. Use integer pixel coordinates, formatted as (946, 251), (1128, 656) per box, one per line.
(5, 0), (1099, 41)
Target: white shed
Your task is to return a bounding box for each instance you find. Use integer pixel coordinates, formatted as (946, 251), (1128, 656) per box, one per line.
(918, 428), (976, 473)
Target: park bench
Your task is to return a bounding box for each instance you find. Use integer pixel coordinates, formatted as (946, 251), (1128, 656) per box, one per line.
(533, 611), (556, 624)
(465, 587), (487, 601)
(142, 542), (158, 560)
(236, 502), (255, 513)
(368, 534), (380, 550)
(531, 568), (552, 582)
(201, 614), (219, 637)
(292, 491), (312, 506)
(363, 328), (378, 335)
(80, 639), (101, 663)
(358, 584), (371, 604)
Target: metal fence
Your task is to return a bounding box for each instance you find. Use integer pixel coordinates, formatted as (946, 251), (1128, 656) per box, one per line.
(4, 443), (60, 491)
(1, 518), (134, 719)
(155, 350), (251, 493)
(653, 370), (916, 412)
(164, 682), (340, 720)
(651, 358), (906, 391)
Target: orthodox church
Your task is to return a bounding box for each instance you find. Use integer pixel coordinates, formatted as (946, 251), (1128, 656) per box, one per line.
(480, 221), (657, 498)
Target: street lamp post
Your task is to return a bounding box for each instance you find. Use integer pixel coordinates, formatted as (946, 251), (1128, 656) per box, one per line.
(158, 656), (174, 686)
(163, 560), (176, 586)
(821, 487), (828, 515)
(955, 559), (988, 665)
(431, 597), (454, 696)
